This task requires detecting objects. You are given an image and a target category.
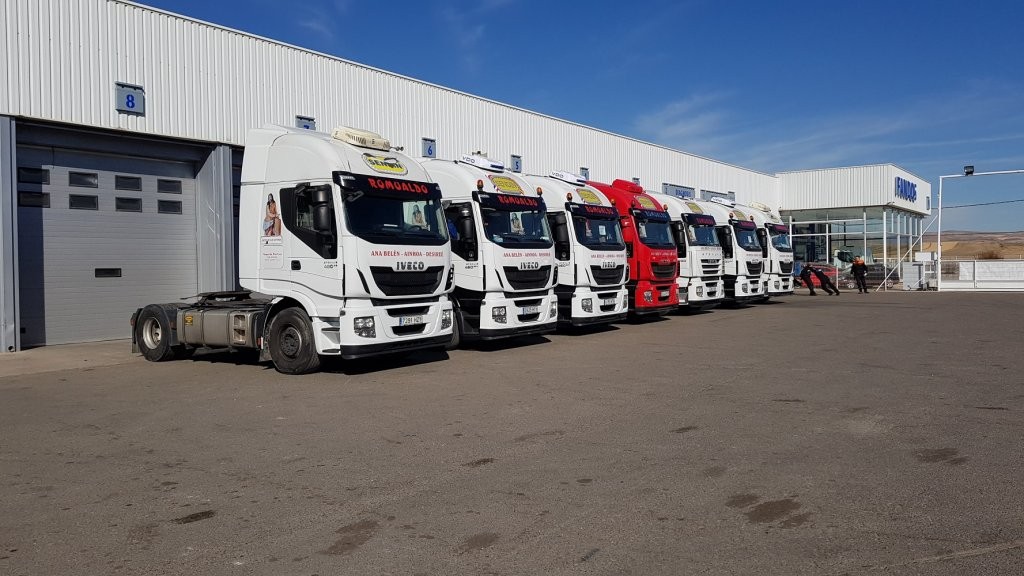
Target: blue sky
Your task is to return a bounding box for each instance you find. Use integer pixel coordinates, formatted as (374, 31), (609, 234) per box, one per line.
(136, 0), (1024, 231)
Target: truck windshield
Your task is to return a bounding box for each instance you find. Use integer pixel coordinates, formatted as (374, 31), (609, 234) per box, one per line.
(476, 192), (553, 249)
(568, 204), (624, 251)
(688, 224), (720, 247)
(768, 224), (793, 252)
(732, 222), (761, 251)
(336, 172), (448, 246)
(682, 214), (719, 247)
(633, 209), (675, 249)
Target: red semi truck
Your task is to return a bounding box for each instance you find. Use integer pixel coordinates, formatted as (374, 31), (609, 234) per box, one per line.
(587, 179), (679, 316)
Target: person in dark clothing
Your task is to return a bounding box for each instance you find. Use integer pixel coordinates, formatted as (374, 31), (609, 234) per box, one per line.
(811, 266), (840, 295)
(799, 264), (817, 295)
(851, 256), (869, 293)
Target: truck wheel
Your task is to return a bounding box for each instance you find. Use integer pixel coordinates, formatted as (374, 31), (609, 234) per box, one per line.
(268, 307), (322, 375)
(135, 305), (181, 362)
(445, 309), (462, 351)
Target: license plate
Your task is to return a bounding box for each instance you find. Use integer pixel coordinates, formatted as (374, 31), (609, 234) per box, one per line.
(601, 298), (617, 307)
(660, 290), (670, 298)
(398, 315), (424, 326)
(520, 306), (540, 315)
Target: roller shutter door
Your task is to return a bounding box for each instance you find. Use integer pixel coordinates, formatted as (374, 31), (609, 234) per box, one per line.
(16, 146), (199, 345)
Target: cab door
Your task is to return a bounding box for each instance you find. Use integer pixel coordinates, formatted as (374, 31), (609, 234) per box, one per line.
(280, 183), (342, 299)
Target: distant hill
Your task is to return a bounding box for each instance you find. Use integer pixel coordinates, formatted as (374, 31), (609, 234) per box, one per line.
(920, 231), (1024, 259)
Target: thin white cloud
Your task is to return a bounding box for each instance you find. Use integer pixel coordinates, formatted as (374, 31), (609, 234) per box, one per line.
(438, 0), (517, 72)
(633, 80), (1024, 181)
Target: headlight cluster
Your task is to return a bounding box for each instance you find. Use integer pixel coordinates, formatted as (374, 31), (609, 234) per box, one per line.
(492, 306), (507, 324)
(740, 283), (748, 294)
(441, 309), (453, 329)
(696, 286), (704, 297)
(643, 290), (653, 303)
(581, 298), (593, 313)
(549, 301), (557, 319)
(354, 316), (375, 338)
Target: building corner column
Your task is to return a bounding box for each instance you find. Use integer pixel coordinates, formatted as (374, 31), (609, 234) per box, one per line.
(0, 116), (20, 352)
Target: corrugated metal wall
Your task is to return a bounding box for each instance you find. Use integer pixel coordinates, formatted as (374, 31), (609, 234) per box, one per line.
(777, 165), (931, 213)
(0, 0), (782, 209)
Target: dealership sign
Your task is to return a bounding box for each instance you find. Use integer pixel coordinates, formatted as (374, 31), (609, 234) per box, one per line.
(895, 177), (917, 202)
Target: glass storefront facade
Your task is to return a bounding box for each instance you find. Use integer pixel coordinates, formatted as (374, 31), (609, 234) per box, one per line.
(782, 207), (925, 277)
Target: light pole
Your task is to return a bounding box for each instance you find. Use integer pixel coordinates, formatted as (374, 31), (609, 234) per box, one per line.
(936, 167), (1024, 291)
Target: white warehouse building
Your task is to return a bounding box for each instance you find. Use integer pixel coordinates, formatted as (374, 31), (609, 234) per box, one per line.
(0, 0), (930, 351)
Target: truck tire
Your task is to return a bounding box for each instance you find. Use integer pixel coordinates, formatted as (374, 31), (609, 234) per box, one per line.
(445, 308), (462, 351)
(267, 307), (322, 375)
(135, 305), (187, 362)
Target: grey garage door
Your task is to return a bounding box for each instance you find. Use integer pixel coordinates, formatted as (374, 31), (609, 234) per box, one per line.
(16, 146), (199, 346)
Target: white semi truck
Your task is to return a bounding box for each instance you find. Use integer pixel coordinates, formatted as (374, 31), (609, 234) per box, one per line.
(649, 193), (725, 309)
(746, 202), (795, 297)
(522, 172), (629, 326)
(420, 154), (558, 347)
(132, 125), (454, 374)
(699, 197), (765, 304)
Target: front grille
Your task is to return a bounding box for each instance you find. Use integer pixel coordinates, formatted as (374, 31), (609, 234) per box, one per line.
(747, 262), (763, 276)
(369, 266), (444, 296)
(701, 258), (722, 276)
(779, 261), (793, 274)
(392, 324), (426, 336)
(502, 266), (551, 290)
(651, 263), (676, 280)
(590, 265), (624, 286)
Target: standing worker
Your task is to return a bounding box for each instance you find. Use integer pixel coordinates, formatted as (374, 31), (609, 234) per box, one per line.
(811, 265), (840, 295)
(851, 256), (869, 293)
(800, 264), (817, 296)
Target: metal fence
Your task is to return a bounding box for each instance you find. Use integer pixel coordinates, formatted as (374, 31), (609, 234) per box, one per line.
(939, 259), (1024, 291)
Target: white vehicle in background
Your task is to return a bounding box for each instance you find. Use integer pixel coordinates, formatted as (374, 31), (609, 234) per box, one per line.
(649, 193), (725, 310)
(522, 172), (629, 326)
(133, 125), (454, 374)
(420, 154), (558, 348)
(698, 197), (764, 304)
(746, 202), (795, 297)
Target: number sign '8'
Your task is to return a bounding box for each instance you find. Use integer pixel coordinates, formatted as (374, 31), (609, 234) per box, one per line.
(115, 83), (146, 116)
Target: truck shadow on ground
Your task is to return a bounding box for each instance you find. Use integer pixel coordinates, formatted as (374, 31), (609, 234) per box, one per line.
(557, 324), (622, 337)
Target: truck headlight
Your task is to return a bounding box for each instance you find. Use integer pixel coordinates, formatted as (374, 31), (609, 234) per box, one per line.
(643, 290), (653, 303)
(581, 298), (593, 313)
(492, 306), (507, 324)
(441, 309), (453, 329)
(696, 286), (704, 297)
(740, 284), (748, 294)
(549, 301), (558, 319)
(354, 316), (375, 338)
(774, 281), (780, 289)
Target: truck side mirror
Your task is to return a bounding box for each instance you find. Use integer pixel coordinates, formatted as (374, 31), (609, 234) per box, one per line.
(312, 185), (332, 205)
(756, 228), (768, 258)
(548, 213), (570, 260)
(670, 221), (686, 257)
(457, 207), (475, 242)
(313, 205), (333, 234)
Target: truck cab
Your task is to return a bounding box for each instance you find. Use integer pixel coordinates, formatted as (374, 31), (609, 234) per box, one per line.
(522, 172), (629, 326)
(698, 198), (764, 304)
(134, 125), (455, 374)
(587, 179), (679, 316)
(746, 202), (794, 297)
(420, 154), (558, 347)
(650, 193), (725, 309)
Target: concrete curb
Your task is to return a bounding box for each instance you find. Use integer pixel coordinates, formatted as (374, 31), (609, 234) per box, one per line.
(0, 339), (139, 378)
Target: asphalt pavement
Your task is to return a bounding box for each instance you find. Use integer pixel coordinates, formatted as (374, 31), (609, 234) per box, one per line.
(1, 291), (1022, 575)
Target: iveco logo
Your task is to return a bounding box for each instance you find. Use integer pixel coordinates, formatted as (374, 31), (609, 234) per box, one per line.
(395, 261), (426, 271)
(518, 261), (541, 270)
